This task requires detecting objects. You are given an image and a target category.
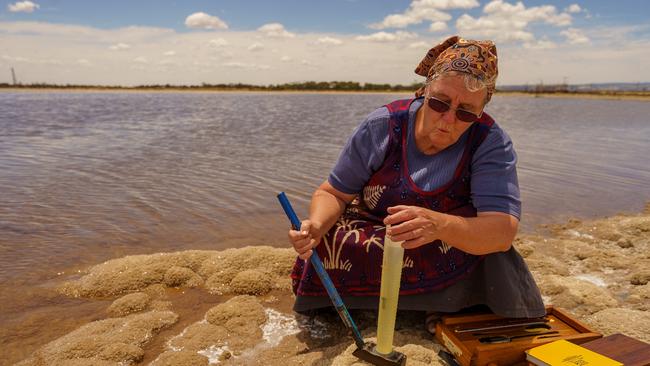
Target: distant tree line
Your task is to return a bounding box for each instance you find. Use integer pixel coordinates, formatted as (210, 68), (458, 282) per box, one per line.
(0, 81), (423, 92)
(2, 81), (649, 97)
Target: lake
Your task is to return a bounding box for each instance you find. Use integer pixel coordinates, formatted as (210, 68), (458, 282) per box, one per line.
(1, 90), (649, 286)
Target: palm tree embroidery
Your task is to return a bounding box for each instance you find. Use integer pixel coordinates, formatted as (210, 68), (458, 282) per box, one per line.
(362, 227), (413, 269)
(403, 256), (414, 268)
(439, 240), (452, 254)
(321, 217), (364, 272)
(361, 225), (387, 252)
(363, 185), (386, 210)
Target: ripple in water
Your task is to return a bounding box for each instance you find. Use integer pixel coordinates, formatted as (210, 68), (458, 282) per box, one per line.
(1, 91), (649, 284)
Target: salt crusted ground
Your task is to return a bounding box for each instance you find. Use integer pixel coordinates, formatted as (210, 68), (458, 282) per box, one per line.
(15, 205), (650, 365)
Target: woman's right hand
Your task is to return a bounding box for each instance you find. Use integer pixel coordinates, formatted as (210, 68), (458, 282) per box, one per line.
(288, 219), (319, 260)
(288, 181), (353, 260)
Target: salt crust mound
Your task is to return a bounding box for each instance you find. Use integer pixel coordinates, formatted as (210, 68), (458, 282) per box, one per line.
(151, 350), (209, 366)
(59, 251), (215, 297)
(205, 295), (267, 328)
(200, 247), (295, 295)
(152, 296), (267, 365)
(536, 275), (618, 317)
(628, 283), (650, 311)
(15, 310), (178, 366)
(229, 269), (274, 295)
(333, 336), (445, 366)
(630, 270), (650, 286)
(24, 208), (650, 365)
(107, 292), (150, 317)
(586, 308), (650, 342)
(163, 266), (204, 288)
(59, 246), (295, 298)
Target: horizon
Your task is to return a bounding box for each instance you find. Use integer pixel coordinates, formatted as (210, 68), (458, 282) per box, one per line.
(1, 0), (649, 86)
(3, 78), (650, 89)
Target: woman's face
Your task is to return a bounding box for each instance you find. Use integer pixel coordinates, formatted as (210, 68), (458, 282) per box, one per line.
(416, 74), (488, 154)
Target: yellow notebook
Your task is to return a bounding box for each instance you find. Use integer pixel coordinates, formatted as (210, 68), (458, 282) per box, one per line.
(526, 339), (623, 366)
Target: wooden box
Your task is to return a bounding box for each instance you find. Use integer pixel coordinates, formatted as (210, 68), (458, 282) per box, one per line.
(579, 333), (650, 366)
(435, 305), (602, 366)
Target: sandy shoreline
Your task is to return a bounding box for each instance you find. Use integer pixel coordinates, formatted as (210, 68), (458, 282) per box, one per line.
(4, 205), (650, 365)
(496, 90), (650, 101)
(2, 87), (650, 101)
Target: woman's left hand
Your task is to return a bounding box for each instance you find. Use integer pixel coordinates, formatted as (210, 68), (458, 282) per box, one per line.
(383, 205), (450, 249)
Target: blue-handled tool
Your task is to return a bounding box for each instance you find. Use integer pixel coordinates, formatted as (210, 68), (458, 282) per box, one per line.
(277, 192), (406, 366)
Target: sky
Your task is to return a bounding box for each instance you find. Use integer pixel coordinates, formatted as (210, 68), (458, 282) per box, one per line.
(1, 0), (649, 86)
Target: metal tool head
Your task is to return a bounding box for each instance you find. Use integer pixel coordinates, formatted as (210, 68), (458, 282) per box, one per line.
(352, 342), (407, 366)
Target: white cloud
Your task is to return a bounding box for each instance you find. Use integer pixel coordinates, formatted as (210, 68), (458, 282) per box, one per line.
(456, 0), (573, 43)
(19, 24), (173, 45)
(300, 59), (316, 67)
(457, 14), (533, 42)
(208, 38), (229, 47)
(316, 36), (343, 45)
(0, 22), (174, 46)
(163, 50), (176, 56)
(157, 59), (178, 67)
(1, 54), (62, 65)
(222, 62), (247, 68)
(223, 62), (271, 70)
(0, 21), (97, 37)
(2, 54), (29, 63)
(133, 57), (148, 64)
(109, 43), (131, 51)
(247, 43), (264, 52)
(76, 58), (90, 66)
(8, 1), (39, 13)
(561, 28), (590, 44)
(429, 21), (447, 32)
(412, 0), (481, 9)
(185, 12), (228, 30)
(355, 31), (417, 42)
(523, 38), (557, 49)
(584, 24), (649, 44)
(483, 0), (572, 26)
(566, 4), (581, 13)
(1, 20), (647, 87)
(408, 41), (431, 49)
(369, 0), (478, 29)
(370, 9), (449, 29)
(257, 23), (295, 38)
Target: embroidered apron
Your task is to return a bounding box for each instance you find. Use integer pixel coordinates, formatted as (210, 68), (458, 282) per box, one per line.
(291, 97), (495, 297)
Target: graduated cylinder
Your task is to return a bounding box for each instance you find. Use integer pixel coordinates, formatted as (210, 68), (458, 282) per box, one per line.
(375, 225), (405, 355)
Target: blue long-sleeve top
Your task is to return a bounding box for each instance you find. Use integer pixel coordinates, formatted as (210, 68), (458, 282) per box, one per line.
(328, 98), (521, 220)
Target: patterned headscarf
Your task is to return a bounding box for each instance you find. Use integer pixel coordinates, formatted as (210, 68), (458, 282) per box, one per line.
(414, 35), (498, 101)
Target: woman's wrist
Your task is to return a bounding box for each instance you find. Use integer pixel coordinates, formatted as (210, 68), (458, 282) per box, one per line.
(308, 219), (324, 238)
(436, 213), (464, 241)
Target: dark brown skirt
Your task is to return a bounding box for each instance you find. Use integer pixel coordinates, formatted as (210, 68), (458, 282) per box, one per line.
(294, 247), (545, 319)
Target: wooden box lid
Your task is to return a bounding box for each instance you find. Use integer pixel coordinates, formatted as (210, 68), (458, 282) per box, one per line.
(580, 333), (650, 366)
(435, 305), (602, 366)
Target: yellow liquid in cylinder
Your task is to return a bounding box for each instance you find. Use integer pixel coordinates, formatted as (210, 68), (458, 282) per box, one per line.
(375, 227), (405, 355)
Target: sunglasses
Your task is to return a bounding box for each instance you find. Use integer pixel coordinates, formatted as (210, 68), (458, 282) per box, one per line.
(426, 96), (482, 123)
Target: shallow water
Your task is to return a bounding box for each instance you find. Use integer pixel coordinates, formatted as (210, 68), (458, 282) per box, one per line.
(2, 91), (649, 285)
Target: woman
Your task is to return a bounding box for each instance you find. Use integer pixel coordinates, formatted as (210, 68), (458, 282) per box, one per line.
(288, 36), (545, 332)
